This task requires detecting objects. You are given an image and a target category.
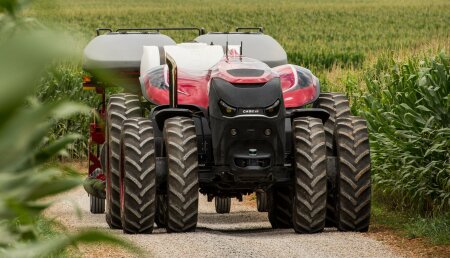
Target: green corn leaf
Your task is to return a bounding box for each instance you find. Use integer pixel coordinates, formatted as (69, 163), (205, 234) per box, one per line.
(0, 230), (142, 258)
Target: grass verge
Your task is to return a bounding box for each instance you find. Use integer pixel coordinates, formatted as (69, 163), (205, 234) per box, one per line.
(371, 202), (450, 245)
(370, 201), (450, 257)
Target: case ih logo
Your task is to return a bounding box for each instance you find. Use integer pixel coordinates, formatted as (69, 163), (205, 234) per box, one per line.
(242, 109), (260, 114)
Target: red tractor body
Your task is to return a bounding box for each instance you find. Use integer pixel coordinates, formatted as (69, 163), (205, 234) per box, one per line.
(82, 27), (372, 235)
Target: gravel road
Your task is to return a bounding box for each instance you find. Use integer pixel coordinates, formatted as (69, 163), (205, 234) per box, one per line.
(46, 187), (402, 258)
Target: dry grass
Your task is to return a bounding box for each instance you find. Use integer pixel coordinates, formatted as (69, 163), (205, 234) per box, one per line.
(369, 224), (450, 258)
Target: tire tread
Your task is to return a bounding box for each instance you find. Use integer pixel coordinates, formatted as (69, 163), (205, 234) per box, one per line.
(313, 92), (351, 227)
(292, 117), (327, 233)
(90, 195), (105, 214)
(335, 116), (371, 232)
(164, 117), (199, 233)
(268, 187), (293, 229)
(106, 93), (141, 229)
(120, 118), (156, 234)
(215, 197), (231, 214)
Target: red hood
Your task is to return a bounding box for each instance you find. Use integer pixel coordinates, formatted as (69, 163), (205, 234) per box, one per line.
(142, 57), (319, 109)
(210, 57), (277, 84)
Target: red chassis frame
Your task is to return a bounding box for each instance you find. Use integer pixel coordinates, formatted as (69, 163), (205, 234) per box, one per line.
(84, 79), (106, 182)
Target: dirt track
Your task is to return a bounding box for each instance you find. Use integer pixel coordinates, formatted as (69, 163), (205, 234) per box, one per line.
(47, 187), (402, 258)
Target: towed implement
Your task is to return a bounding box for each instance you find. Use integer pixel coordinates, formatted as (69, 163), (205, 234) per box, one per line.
(82, 27), (371, 233)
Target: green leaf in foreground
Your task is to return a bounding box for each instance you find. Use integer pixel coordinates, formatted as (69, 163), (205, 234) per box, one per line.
(0, 3), (137, 257)
(0, 230), (142, 258)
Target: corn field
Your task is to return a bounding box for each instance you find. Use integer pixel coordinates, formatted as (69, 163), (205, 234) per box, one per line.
(36, 64), (101, 159)
(26, 0), (450, 70)
(357, 52), (449, 213)
(22, 0), (450, 212)
(26, 0), (450, 159)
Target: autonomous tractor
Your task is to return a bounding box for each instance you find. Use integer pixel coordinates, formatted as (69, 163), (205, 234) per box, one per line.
(82, 27), (371, 234)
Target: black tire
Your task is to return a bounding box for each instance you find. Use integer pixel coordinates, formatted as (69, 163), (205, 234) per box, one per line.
(215, 197), (231, 214)
(90, 195), (105, 214)
(164, 117), (199, 233)
(256, 191), (268, 212)
(313, 93), (351, 155)
(335, 116), (371, 232)
(268, 186), (293, 229)
(155, 194), (167, 228)
(292, 117), (327, 234)
(119, 118), (156, 234)
(313, 92), (351, 227)
(105, 93), (142, 229)
(100, 144), (106, 172)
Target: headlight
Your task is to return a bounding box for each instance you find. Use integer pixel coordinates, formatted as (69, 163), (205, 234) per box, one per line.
(218, 100), (237, 117)
(264, 99), (280, 117)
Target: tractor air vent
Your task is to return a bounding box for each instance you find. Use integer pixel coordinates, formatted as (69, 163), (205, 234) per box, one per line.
(232, 83), (266, 88)
(227, 69), (264, 77)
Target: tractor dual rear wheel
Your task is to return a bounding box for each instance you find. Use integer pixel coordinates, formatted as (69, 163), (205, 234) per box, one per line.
(105, 93), (142, 229)
(313, 92), (351, 227)
(119, 118), (157, 234)
(292, 117), (327, 234)
(155, 194), (168, 228)
(335, 116), (371, 232)
(268, 186), (293, 229)
(164, 117), (199, 233)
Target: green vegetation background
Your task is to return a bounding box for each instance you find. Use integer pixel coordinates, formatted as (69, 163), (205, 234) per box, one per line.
(27, 0), (449, 70)
(3, 0), (448, 249)
(26, 0), (450, 159)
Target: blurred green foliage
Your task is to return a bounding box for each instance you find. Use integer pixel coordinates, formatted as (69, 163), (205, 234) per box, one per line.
(0, 0), (134, 256)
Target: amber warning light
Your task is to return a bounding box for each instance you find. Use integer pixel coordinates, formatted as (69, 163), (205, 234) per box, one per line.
(83, 75), (95, 90)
